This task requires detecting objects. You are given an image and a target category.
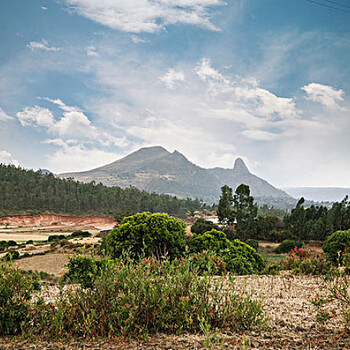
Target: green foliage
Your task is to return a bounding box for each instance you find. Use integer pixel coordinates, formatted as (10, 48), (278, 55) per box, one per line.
(189, 229), (265, 274)
(323, 229), (350, 264)
(191, 218), (218, 235)
(284, 196), (350, 241)
(70, 230), (92, 238)
(279, 247), (333, 275)
(30, 254), (267, 339)
(63, 255), (108, 289)
(275, 240), (303, 254)
(0, 164), (202, 218)
(231, 184), (258, 240)
(4, 250), (20, 261)
(106, 212), (187, 259)
(246, 239), (259, 251)
(217, 185), (233, 224)
(48, 235), (67, 242)
(0, 240), (17, 252)
(0, 261), (38, 335)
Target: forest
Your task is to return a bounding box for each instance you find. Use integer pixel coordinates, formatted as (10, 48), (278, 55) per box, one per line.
(0, 164), (202, 218)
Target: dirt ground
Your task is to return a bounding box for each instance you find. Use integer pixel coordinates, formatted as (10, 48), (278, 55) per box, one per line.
(0, 214), (115, 242)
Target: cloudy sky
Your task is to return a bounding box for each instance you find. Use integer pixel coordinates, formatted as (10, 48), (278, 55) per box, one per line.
(0, 0), (349, 187)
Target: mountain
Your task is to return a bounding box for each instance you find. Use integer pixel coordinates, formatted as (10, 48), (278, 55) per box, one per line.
(283, 187), (350, 203)
(60, 146), (292, 204)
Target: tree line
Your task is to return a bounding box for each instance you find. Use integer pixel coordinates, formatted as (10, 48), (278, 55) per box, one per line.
(217, 184), (350, 242)
(0, 164), (202, 218)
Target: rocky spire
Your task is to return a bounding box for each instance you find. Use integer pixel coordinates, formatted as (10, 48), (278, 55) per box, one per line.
(233, 158), (250, 174)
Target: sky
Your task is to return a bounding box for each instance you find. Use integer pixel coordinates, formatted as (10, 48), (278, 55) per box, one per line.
(0, 0), (350, 188)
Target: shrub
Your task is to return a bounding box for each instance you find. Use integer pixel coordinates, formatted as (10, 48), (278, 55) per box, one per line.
(323, 229), (350, 264)
(48, 235), (66, 242)
(31, 254), (267, 339)
(191, 218), (218, 235)
(189, 230), (265, 274)
(0, 261), (38, 335)
(4, 250), (20, 261)
(275, 239), (303, 254)
(63, 255), (108, 289)
(106, 212), (187, 259)
(246, 239), (259, 251)
(280, 247), (333, 275)
(70, 230), (92, 238)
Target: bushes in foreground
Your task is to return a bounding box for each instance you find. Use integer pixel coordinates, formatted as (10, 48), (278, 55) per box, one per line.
(0, 255), (267, 339)
(0, 262), (40, 335)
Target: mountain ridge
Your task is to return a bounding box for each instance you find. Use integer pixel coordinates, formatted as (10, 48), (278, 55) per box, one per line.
(60, 146), (292, 203)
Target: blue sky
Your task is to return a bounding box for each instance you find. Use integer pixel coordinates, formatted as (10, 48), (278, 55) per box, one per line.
(0, 0), (350, 187)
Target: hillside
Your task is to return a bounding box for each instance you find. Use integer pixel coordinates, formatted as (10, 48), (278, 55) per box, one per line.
(0, 164), (202, 217)
(60, 146), (292, 204)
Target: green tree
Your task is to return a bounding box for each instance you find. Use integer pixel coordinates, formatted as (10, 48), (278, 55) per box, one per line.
(106, 212), (187, 259)
(231, 184), (258, 240)
(217, 185), (233, 224)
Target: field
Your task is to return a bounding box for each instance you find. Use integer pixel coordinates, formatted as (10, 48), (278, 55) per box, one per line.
(0, 216), (349, 349)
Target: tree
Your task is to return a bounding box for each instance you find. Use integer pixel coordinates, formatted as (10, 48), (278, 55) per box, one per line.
(106, 212), (187, 259)
(231, 184), (258, 240)
(217, 185), (233, 224)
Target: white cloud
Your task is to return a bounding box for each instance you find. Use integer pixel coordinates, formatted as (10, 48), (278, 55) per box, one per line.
(160, 68), (185, 89)
(195, 58), (232, 95)
(0, 150), (19, 166)
(41, 6), (48, 10)
(0, 107), (13, 121)
(86, 45), (99, 57)
(64, 0), (224, 33)
(241, 129), (280, 141)
(131, 35), (149, 44)
(27, 39), (60, 52)
(53, 111), (98, 139)
(235, 85), (299, 119)
(40, 97), (81, 112)
(42, 139), (120, 173)
(302, 83), (344, 109)
(17, 106), (55, 128)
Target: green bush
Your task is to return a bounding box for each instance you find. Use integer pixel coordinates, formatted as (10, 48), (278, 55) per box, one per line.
(246, 239), (259, 251)
(106, 212), (187, 259)
(323, 229), (350, 264)
(70, 230), (92, 238)
(4, 250), (20, 261)
(0, 240), (17, 252)
(275, 239), (303, 254)
(191, 218), (218, 235)
(48, 235), (66, 242)
(0, 262), (37, 335)
(63, 255), (108, 289)
(31, 254), (267, 339)
(189, 230), (265, 274)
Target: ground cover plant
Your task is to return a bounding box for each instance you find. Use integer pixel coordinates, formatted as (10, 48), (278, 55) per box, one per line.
(0, 253), (267, 339)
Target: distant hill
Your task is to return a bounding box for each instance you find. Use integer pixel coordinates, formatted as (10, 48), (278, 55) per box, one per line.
(283, 187), (350, 203)
(60, 146), (292, 205)
(0, 163), (202, 217)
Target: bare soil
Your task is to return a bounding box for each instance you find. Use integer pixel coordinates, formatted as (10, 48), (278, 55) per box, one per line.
(0, 214), (115, 242)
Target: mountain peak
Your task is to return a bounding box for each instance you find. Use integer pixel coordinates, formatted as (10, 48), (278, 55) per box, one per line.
(233, 158), (250, 174)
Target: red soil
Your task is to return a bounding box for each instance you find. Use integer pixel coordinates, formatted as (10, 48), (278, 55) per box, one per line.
(0, 214), (115, 230)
